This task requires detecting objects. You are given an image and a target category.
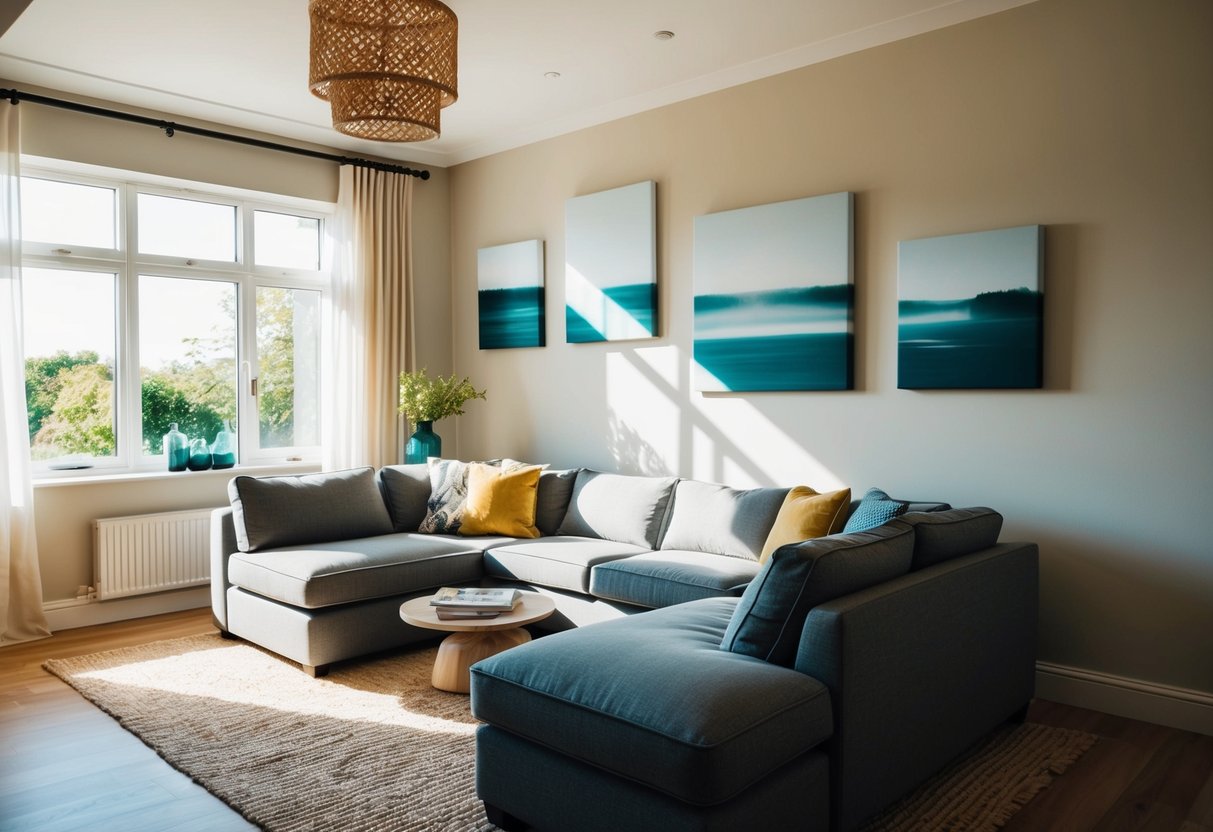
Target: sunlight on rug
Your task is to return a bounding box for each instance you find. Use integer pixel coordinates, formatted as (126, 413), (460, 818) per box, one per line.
(45, 633), (1096, 832)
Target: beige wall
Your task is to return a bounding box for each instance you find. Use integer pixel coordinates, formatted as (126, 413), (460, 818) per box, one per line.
(10, 84), (453, 603)
(449, 0), (1213, 695)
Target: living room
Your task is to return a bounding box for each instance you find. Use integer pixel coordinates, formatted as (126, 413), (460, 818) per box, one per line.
(1, 0), (1210, 830)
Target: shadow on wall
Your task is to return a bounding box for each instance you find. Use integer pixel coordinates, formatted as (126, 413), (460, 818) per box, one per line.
(606, 411), (667, 476)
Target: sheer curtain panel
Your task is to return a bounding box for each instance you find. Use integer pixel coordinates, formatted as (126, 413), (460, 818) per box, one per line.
(324, 165), (416, 471)
(0, 104), (50, 646)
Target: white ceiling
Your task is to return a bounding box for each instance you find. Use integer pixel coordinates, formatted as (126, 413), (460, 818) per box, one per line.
(0, 0), (1034, 169)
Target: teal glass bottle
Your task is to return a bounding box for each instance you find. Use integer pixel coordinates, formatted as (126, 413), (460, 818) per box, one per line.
(211, 421), (237, 469)
(404, 420), (441, 463)
(187, 438), (213, 471)
(164, 423), (190, 472)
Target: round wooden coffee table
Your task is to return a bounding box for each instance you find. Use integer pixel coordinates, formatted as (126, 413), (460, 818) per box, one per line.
(399, 592), (556, 693)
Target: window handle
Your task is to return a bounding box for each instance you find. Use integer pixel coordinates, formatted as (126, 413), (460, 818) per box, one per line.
(242, 360), (258, 397)
(53, 247), (72, 255)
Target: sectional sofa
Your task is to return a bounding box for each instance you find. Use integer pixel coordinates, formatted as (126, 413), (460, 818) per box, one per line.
(209, 462), (1038, 832)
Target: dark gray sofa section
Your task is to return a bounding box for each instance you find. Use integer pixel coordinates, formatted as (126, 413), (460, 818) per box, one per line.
(469, 509), (1037, 832)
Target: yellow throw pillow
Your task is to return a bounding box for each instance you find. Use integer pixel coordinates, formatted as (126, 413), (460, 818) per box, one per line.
(759, 486), (852, 563)
(459, 462), (543, 538)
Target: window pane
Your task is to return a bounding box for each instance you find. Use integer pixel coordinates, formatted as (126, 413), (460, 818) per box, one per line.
(21, 178), (116, 249)
(139, 276), (237, 458)
(257, 286), (320, 448)
(137, 194), (237, 261)
(254, 211), (321, 270)
(22, 268), (118, 462)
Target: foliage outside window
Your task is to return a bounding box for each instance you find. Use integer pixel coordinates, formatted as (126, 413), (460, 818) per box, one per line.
(19, 163), (331, 474)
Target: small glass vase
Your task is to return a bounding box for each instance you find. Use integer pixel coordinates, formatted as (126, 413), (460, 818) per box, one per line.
(405, 420), (441, 464)
(211, 420), (237, 469)
(187, 437), (213, 471)
(164, 423), (190, 472)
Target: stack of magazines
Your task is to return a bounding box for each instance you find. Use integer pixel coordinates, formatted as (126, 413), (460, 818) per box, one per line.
(429, 587), (522, 620)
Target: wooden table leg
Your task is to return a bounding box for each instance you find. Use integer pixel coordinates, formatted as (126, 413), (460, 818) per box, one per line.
(431, 627), (531, 693)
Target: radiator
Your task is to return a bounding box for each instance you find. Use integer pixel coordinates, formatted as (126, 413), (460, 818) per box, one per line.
(93, 509), (215, 600)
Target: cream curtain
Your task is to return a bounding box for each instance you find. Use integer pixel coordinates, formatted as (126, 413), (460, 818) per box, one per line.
(323, 165), (416, 471)
(0, 104), (50, 646)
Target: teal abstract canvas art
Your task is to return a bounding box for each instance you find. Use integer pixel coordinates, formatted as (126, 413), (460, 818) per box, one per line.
(478, 239), (545, 349)
(565, 181), (657, 343)
(898, 225), (1044, 389)
(693, 192), (854, 392)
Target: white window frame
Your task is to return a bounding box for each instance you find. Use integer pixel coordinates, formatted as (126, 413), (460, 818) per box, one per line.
(21, 157), (333, 479)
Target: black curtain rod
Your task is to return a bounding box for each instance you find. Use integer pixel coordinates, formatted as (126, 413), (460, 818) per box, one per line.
(1, 87), (430, 180)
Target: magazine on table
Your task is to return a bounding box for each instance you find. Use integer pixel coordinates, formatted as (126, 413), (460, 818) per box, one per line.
(435, 608), (503, 621)
(430, 587), (521, 611)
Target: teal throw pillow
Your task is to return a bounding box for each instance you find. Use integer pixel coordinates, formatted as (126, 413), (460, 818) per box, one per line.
(842, 487), (908, 533)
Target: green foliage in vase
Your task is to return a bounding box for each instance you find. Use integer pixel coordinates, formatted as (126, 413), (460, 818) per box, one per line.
(397, 369), (486, 423)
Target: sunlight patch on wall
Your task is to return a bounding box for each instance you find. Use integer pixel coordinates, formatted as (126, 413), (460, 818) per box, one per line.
(604, 347), (680, 474)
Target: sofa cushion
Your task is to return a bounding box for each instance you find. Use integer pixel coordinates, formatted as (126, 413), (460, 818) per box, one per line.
(484, 536), (650, 594)
(658, 480), (787, 560)
(841, 487), (909, 533)
(459, 462), (543, 538)
(470, 598), (833, 806)
(556, 470), (677, 548)
(590, 551), (761, 609)
(720, 522), (915, 666)
(227, 467), (393, 552)
(534, 468), (579, 537)
(227, 533), (485, 608)
(417, 458), (475, 535)
(899, 507), (1003, 570)
(377, 464), (431, 532)
(759, 486), (852, 563)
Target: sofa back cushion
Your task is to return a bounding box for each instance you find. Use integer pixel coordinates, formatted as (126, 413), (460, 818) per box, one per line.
(534, 468), (579, 537)
(377, 463), (431, 532)
(719, 521), (915, 666)
(898, 507), (1003, 570)
(227, 467), (393, 552)
(659, 480), (788, 560)
(557, 470), (677, 549)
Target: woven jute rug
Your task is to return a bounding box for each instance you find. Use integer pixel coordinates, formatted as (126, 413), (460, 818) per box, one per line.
(45, 634), (1096, 832)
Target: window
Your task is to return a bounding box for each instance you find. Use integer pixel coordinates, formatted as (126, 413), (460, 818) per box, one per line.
(20, 163), (330, 475)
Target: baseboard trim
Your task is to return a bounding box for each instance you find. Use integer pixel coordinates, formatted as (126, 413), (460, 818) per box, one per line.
(44, 587), (210, 631)
(1036, 660), (1213, 736)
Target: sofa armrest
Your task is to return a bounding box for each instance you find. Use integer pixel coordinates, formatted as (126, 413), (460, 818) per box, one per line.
(796, 542), (1038, 832)
(210, 507), (241, 630)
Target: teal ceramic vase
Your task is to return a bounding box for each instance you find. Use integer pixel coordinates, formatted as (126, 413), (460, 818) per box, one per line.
(405, 420), (441, 464)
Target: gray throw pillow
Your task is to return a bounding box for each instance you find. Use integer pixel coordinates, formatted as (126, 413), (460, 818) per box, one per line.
(227, 467), (393, 552)
(659, 479), (788, 560)
(377, 464), (432, 532)
(719, 521), (915, 666)
(556, 470), (678, 549)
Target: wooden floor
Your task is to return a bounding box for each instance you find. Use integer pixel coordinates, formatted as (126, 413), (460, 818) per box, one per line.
(0, 609), (1210, 832)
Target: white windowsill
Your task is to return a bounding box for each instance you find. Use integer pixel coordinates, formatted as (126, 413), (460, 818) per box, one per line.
(32, 460), (321, 488)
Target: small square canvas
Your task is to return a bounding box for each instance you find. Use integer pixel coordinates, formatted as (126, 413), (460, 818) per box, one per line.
(565, 181), (657, 343)
(898, 225), (1043, 389)
(477, 239), (545, 349)
(693, 192), (854, 392)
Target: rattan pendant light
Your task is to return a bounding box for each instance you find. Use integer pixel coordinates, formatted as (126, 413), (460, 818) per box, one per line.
(308, 0), (458, 142)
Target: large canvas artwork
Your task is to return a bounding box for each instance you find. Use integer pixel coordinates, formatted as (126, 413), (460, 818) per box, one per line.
(565, 181), (657, 343)
(477, 239), (545, 349)
(693, 192), (853, 392)
(898, 225), (1043, 389)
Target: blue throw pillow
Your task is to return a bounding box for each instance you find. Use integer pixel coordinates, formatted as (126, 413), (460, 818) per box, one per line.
(842, 487), (909, 533)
